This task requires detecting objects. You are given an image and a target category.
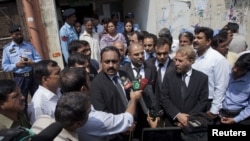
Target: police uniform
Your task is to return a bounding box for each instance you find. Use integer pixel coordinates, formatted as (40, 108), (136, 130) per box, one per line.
(59, 8), (78, 64)
(1, 25), (42, 107)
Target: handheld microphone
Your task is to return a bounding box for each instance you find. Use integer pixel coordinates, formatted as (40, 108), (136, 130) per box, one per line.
(31, 122), (63, 141)
(140, 78), (148, 90)
(121, 76), (132, 90)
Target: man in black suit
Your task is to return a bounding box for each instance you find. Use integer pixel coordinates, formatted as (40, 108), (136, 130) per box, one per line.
(146, 37), (174, 92)
(90, 46), (130, 114)
(90, 46), (133, 141)
(146, 38), (174, 124)
(120, 42), (159, 139)
(160, 46), (208, 127)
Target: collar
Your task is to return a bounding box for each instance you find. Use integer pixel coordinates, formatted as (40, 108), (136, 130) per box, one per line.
(65, 22), (73, 28)
(108, 72), (121, 80)
(185, 69), (192, 77)
(38, 86), (62, 100)
(130, 63), (144, 70)
(0, 113), (14, 128)
(156, 57), (170, 68)
(10, 40), (24, 47)
(196, 47), (212, 59)
(82, 30), (92, 37)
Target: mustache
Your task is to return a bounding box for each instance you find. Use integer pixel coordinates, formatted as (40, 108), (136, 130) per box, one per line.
(107, 68), (115, 71)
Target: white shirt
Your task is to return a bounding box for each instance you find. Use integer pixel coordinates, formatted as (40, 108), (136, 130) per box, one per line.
(155, 58), (170, 82)
(130, 63), (145, 78)
(192, 47), (230, 114)
(77, 105), (133, 141)
(79, 31), (101, 62)
(28, 86), (62, 124)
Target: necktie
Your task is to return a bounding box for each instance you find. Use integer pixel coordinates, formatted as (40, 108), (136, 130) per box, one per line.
(157, 63), (164, 84)
(181, 74), (188, 99)
(149, 53), (154, 58)
(134, 67), (141, 78)
(113, 76), (128, 108)
(95, 26), (98, 33)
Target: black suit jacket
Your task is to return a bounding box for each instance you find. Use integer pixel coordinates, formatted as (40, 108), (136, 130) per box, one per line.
(161, 68), (208, 125)
(90, 70), (130, 114)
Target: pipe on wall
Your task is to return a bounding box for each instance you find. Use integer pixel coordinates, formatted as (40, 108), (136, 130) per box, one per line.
(21, 0), (45, 59)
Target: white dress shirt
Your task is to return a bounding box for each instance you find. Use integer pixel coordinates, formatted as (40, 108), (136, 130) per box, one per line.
(192, 47), (230, 114)
(79, 31), (101, 62)
(28, 85), (62, 124)
(77, 105), (133, 141)
(155, 58), (170, 82)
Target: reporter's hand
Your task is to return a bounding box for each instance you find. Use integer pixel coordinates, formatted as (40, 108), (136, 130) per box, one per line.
(130, 90), (143, 101)
(147, 114), (160, 128)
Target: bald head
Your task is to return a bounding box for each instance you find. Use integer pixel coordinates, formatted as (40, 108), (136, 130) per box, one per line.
(128, 42), (144, 67)
(113, 41), (126, 57)
(128, 42), (144, 54)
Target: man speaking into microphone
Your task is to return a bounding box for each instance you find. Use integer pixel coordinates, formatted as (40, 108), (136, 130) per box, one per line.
(120, 42), (160, 140)
(90, 46), (136, 141)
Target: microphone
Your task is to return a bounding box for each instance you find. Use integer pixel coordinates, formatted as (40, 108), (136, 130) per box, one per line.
(31, 122), (63, 141)
(121, 76), (132, 90)
(140, 78), (148, 90)
(121, 76), (149, 114)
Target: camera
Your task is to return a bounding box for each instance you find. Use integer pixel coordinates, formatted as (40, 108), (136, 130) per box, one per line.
(149, 110), (164, 121)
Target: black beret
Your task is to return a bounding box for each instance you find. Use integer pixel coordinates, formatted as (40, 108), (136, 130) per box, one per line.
(9, 25), (21, 33)
(63, 8), (76, 17)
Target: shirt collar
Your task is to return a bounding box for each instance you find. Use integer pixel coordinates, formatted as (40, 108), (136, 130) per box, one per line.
(10, 40), (24, 47)
(0, 113), (14, 128)
(156, 57), (170, 68)
(38, 86), (61, 100)
(186, 69), (192, 77)
(130, 63), (144, 70)
(196, 47), (212, 59)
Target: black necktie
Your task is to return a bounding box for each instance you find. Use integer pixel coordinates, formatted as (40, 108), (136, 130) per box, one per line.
(113, 76), (128, 108)
(95, 26), (98, 32)
(158, 63), (164, 84)
(134, 67), (141, 78)
(149, 53), (154, 58)
(181, 74), (188, 99)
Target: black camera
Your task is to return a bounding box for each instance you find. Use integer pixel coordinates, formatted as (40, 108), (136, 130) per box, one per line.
(149, 110), (164, 121)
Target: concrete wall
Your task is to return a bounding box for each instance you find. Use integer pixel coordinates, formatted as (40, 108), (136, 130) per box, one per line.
(124, 0), (250, 46)
(39, 0), (64, 69)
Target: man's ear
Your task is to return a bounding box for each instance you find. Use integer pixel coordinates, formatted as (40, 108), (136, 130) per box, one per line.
(80, 86), (86, 93)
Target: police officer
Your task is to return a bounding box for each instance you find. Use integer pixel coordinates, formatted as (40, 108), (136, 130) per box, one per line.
(1, 25), (42, 109)
(59, 8), (78, 65)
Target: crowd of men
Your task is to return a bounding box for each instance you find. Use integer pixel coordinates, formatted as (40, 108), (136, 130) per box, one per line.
(1, 7), (250, 141)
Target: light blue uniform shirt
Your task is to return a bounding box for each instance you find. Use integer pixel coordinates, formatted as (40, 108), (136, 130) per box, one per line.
(222, 72), (250, 123)
(59, 22), (78, 63)
(2, 41), (42, 74)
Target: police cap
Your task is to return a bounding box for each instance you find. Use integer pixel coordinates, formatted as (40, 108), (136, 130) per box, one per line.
(63, 8), (76, 17)
(9, 25), (21, 34)
(126, 12), (134, 18)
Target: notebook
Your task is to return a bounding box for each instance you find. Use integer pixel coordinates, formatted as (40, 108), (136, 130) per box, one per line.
(141, 127), (182, 141)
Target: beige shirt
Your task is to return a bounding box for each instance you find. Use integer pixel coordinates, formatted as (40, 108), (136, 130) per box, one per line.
(226, 51), (238, 67)
(31, 115), (78, 141)
(0, 113), (31, 130)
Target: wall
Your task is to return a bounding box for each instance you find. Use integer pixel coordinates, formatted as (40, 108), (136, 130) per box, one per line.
(39, 0), (64, 69)
(124, 0), (250, 46)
